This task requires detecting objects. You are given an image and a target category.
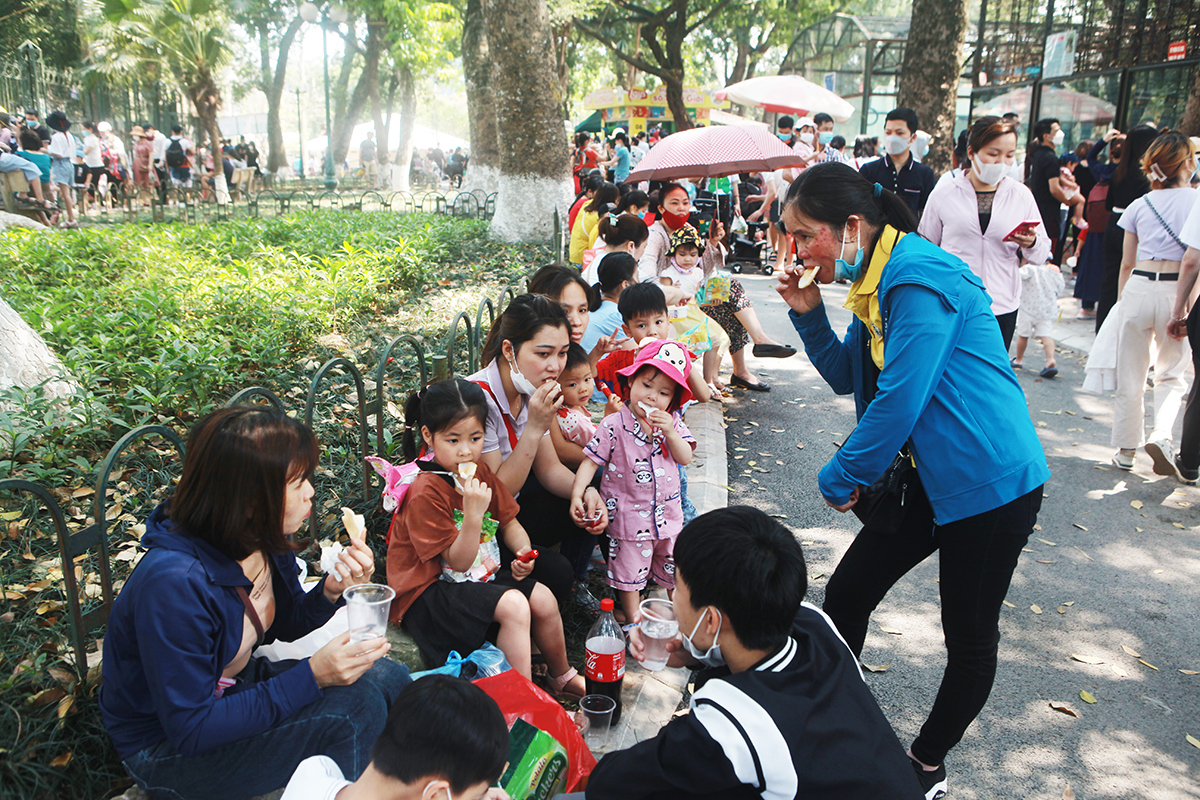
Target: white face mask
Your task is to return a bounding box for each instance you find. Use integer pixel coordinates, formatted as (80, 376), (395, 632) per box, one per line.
(680, 607), (725, 667)
(507, 352), (539, 396)
(971, 156), (1008, 187)
(883, 134), (910, 156)
(798, 131), (814, 145)
(1051, 129), (1065, 147)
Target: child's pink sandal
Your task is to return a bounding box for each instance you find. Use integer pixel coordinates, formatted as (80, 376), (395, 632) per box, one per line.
(548, 667), (585, 698)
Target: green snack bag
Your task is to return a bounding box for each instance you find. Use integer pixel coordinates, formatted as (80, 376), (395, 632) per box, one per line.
(501, 718), (569, 800)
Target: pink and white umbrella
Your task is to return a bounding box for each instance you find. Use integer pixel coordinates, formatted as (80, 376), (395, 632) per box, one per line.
(715, 75), (855, 123)
(624, 124), (804, 183)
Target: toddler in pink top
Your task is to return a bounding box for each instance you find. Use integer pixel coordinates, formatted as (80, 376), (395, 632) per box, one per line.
(570, 339), (696, 623)
(554, 343), (599, 447)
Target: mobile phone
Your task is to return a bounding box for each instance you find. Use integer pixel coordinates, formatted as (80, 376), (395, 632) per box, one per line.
(1004, 220), (1040, 241)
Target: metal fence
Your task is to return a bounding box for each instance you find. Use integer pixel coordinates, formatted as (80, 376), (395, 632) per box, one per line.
(0, 278), (520, 680)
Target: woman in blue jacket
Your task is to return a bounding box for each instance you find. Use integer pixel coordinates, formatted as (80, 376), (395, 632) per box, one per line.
(776, 162), (1049, 799)
(100, 407), (410, 800)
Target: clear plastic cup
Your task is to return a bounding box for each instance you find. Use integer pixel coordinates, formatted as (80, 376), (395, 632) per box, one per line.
(580, 694), (617, 752)
(344, 583), (395, 643)
(638, 598), (678, 672)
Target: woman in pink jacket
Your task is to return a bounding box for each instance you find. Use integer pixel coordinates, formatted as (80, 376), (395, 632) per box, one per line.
(919, 116), (1052, 351)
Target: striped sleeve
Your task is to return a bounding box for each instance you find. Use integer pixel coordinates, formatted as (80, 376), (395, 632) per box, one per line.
(691, 681), (799, 800)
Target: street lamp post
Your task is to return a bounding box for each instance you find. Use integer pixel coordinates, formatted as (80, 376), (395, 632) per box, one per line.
(295, 86), (305, 181)
(299, 1), (345, 190)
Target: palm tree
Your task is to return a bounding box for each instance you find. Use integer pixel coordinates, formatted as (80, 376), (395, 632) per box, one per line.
(93, 0), (232, 197)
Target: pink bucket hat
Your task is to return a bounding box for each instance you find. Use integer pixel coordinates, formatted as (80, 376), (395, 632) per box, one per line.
(616, 339), (693, 407)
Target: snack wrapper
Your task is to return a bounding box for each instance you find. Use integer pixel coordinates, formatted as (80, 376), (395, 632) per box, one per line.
(441, 510), (501, 583)
(694, 274), (731, 306)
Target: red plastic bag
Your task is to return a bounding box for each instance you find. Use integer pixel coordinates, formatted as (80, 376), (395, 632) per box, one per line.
(474, 670), (597, 793)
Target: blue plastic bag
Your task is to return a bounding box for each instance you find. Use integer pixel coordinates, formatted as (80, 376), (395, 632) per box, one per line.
(410, 643), (512, 680)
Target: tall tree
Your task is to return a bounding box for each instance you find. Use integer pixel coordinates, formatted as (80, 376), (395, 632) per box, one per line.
(482, 0), (572, 241)
(231, 0), (304, 176)
(97, 0), (232, 198)
(576, 0), (735, 132)
(460, 0), (500, 191)
(896, 0), (968, 174)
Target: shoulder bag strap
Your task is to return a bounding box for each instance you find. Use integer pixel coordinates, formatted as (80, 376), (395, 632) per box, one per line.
(1142, 196), (1187, 250)
(235, 586), (266, 648)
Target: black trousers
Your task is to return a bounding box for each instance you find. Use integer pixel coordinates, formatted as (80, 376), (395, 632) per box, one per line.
(1095, 212), (1124, 332)
(996, 309), (1018, 354)
(500, 470), (592, 605)
(823, 478), (1043, 767)
(1179, 305), (1200, 471)
(154, 164), (169, 204)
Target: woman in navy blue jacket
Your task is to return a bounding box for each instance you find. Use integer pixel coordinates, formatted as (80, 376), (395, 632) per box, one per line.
(100, 407), (410, 800)
(775, 163), (1049, 799)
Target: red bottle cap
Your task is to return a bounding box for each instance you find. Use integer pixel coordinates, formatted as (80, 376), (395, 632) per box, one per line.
(600, 598), (614, 611)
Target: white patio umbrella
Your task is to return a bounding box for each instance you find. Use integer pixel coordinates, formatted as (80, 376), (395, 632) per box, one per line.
(714, 75), (855, 124)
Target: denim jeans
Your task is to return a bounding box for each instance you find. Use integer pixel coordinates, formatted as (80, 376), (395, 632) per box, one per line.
(123, 657), (410, 800)
(823, 481), (1042, 767)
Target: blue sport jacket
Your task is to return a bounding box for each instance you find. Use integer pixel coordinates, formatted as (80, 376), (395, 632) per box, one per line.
(789, 233), (1050, 525)
(100, 503), (340, 759)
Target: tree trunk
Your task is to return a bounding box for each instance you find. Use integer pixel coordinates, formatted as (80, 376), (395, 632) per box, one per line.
(482, 0), (572, 241)
(264, 17), (304, 176)
(364, 14), (385, 186)
(393, 67), (417, 192)
(728, 37), (748, 85)
(461, 0), (500, 194)
(189, 76), (229, 204)
(1181, 61), (1200, 137)
(664, 77), (692, 131)
(0, 294), (76, 405)
(896, 0), (968, 175)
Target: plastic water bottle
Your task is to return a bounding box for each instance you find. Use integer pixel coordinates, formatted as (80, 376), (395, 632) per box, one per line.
(585, 598), (625, 724)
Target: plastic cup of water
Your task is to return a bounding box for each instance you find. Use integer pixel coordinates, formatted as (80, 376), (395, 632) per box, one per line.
(580, 694), (617, 752)
(638, 598), (678, 672)
(344, 583), (395, 643)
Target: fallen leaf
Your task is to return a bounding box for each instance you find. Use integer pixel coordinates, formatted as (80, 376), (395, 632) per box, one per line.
(1153, 569), (1164, 574)
(49, 752), (72, 768)
(0, 510), (21, 521)
(1064, 784), (1076, 800)
(1188, 734), (1200, 750)
(1031, 604), (1043, 614)
(1136, 527), (1144, 532)
(1022, 548), (1035, 552)
(878, 625), (903, 635)
(1111, 663), (1128, 678)
(1080, 690), (1097, 704)
(1037, 559), (1056, 564)
(1002, 600), (1016, 608)
(56, 693), (74, 719)
(748, 421), (759, 427)
(1036, 538), (1058, 546)
(1057, 605), (1068, 614)
(1172, 522), (1186, 529)
(1179, 669), (1198, 675)
(1049, 702), (1079, 718)
(795, 442), (805, 449)
(862, 663), (892, 673)
(1073, 523), (1088, 531)
(1063, 601), (1075, 606)
(1121, 644), (1141, 658)
(810, 573), (825, 580)
(26, 687), (66, 708)
(1071, 654), (1105, 665)
(1073, 547), (1095, 561)
(1130, 500), (1144, 509)
(47, 668), (76, 687)
(1138, 659), (1159, 671)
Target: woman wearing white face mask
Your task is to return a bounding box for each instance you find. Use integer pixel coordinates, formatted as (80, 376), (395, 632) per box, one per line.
(919, 116), (1051, 352)
(1023, 117), (1079, 263)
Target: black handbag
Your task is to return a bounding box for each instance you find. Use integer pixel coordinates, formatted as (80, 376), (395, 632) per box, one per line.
(851, 446), (918, 535)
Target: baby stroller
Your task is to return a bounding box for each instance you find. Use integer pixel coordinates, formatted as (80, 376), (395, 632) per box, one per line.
(728, 220), (772, 275)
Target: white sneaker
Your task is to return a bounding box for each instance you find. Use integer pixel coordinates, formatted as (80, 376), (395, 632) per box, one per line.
(1144, 439), (1176, 477)
(1112, 449), (1135, 470)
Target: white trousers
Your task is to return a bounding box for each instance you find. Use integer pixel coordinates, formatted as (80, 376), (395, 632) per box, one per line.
(1111, 275), (1193, 449)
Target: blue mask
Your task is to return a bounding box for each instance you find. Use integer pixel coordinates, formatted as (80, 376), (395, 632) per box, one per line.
(833, 226), (865, 283)
(818, 131), (834, 145)
(637, 210), (647, 219)
(777, 132), (791, 142)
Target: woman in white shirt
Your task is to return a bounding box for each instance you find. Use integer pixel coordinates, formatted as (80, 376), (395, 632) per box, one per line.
(1111, 132), (1198, 472)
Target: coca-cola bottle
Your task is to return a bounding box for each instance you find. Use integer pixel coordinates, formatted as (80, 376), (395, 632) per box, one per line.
(585, 598), (626, 724)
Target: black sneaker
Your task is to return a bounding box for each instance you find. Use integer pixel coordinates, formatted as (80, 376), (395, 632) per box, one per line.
(910, 759), (948, 799)
(1176, 455), (1199, 486)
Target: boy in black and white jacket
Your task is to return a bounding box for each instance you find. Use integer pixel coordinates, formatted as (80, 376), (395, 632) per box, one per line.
(575, 506), (925, 800)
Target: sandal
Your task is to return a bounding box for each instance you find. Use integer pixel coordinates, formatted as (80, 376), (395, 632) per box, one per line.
(548, 667), (585, 698)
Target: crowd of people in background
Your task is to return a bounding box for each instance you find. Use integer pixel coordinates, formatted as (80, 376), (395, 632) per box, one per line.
(1, 107), (265, 225)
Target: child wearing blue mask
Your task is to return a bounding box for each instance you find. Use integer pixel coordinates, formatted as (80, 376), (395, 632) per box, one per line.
(566, 507), (924, 800)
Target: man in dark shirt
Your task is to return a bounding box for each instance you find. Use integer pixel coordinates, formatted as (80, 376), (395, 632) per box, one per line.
(859, 108), (935, 218)
(22, 109), (52, 144)
(576, 507), (925, 800)
(1024, 117), (1072, 252)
